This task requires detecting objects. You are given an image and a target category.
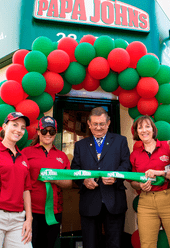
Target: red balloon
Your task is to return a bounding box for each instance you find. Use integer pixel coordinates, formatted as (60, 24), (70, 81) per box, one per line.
(119, 89), (140, 108)
(49, 93), (56, 101)
(72, 82), (84, 90)
(58, 37), (78, 62)
(12, 49), (30, 66)
(131, 230), (141, 248)
(79, 34), (96, 45)
(1, 80), (24, 106)
(82, 71), (100, 91)
(16, 100), (40, 123)
(27, 120), (39, 140)
(23, 92), (29, 100)
(47, 50), (70, 73)
(136, 77), (159, 99)
(6, 64), (28, 84)
(133, 141), (143, 150)
(43, 71), (64, 94)
(137, 97), (158, 116)
(88, 57), (110, 80)
(0, 126), (2, 132)
(112, 86), (123, 96)
(107, 48), (130, 73)
(126, 41), (147, 68)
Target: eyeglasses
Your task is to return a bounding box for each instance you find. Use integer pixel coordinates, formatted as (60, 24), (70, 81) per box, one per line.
(91, 122), (107, 128)
(40, 128), (57, 136)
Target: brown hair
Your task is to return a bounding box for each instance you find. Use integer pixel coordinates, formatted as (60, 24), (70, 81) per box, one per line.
(133, 115), (157, 141)
(30, 133), (40, 146)
(88, 107), (110, 122)
(0, 130), (5, 139)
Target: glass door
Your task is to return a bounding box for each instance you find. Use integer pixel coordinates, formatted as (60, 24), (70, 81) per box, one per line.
(53, 96), (120, 236)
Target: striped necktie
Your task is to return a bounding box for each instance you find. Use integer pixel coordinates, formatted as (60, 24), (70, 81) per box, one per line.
(96, 137), (103, 147)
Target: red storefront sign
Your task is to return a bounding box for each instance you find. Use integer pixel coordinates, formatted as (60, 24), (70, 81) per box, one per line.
(33, 0), (150, 32)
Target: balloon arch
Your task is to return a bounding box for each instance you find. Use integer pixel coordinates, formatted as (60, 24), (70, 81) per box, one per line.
(0, 35), (170, 149)
(0, 35), (170, 247)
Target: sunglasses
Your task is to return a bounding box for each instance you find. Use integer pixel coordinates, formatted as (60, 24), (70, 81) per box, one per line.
(40, 128), (57, 136)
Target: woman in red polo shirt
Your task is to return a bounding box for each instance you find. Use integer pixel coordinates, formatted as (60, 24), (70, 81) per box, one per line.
(0, 112), (32, 248)
(130, 115), (170, 248)
(22, 116), (72, 248)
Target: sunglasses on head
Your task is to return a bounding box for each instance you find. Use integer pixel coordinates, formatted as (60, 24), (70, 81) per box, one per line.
(40, 128), (57, 136)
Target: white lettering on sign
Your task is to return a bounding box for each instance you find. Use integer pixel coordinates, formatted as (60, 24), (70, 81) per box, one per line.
(74, 170), (92, 176)
(41, 169), (58, 176)
(107, 172), (124, 178)
(33, 0), (150, 32)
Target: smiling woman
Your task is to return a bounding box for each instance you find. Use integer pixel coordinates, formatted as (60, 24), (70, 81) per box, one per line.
(130, 115), (170, 248)
(0, 112), (32, 248)
(22, 115), (72, 248)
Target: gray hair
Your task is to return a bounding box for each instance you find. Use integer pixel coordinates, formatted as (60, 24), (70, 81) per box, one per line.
(88, 107), (110, 122)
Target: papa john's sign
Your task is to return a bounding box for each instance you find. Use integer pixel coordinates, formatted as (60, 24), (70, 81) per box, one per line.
(33, 0), (150, 32)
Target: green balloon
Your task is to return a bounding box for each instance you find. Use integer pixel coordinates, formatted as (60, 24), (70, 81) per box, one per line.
(52, 41), (58, 50)
(155, 121), (170, 141)
(32, 36), (54, 57)
(118, 68), (139, 90)
(0, 97), (6, 105)
(29, 92), (53, 113)
(58, 79), (72, 95)
(16, 129), (28, 150)
(22, 72), (46, 96)
(100, 71), (118, 92)
(75, 42), (96, 66)
(114, 39), (129, 49)
(64, 62), (86, 85)
(133, 195), (139, 213)
(128, 106), (141, 119)
(94, 35), (115, 59)
(153, 65), (170, 85)
(38, 112), (44, 120)
(155, 84), (170, 104)
(24, 51), (47, 74)
(0, 104), (15, 126)
(136, 55), (160, 77)
(22, 139), (32, 149)
(157, 230), (169, 248)
(154, 105), (170, 124)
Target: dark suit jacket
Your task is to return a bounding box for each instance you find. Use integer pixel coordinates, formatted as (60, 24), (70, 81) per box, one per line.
(71, 132), (131, 216)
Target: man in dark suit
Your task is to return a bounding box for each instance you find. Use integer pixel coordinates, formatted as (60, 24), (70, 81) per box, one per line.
(71, 107), (131, 248)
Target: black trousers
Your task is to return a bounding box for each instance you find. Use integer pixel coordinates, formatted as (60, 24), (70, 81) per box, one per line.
(81, 203), (125, 248)
(32, 213), (62, 248)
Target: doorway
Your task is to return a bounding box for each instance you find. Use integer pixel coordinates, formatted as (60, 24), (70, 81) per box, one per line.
(53, 96), (120, 244)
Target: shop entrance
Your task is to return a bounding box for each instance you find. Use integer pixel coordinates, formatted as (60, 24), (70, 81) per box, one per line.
(53, 96), (120, 247)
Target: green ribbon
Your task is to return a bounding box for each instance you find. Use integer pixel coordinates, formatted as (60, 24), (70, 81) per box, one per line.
(38, 169), (165, 225)
(45, 182), (58, 226)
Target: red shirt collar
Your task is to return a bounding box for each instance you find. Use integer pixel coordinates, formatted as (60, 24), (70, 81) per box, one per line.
(140, 139), (161, 151)
(0, 141), (21, 153)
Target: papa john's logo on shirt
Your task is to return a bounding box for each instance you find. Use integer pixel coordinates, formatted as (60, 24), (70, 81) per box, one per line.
(159, 155), (169, 162)
(22, 161), (28, 167)
(56, 157), (64, 164)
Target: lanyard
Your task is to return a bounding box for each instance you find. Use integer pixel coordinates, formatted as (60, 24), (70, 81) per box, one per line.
(94, 136), (106, 154)
(38, 169), (165, 226)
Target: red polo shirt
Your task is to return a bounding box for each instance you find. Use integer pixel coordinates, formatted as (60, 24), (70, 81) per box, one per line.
(130, 140), (170, 192)
(22, 144), (70, 214)
(0, 141), (31, 212)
